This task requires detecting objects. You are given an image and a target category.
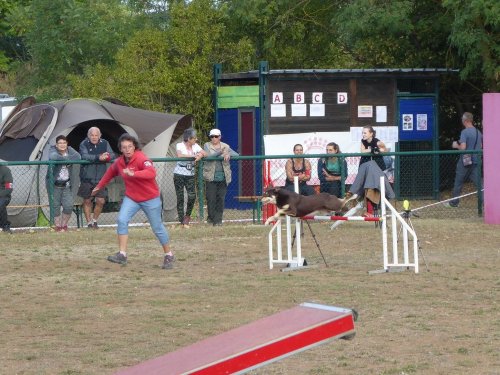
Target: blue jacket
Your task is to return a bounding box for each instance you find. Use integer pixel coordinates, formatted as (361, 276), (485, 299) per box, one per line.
(79, 138), (115, 183)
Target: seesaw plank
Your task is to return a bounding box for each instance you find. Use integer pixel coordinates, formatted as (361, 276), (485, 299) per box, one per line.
(115, 303), (356, 375)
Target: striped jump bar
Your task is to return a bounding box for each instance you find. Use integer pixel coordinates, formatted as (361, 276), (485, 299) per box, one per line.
(301, 215), (383, 222)
(114, 303), (356, 375)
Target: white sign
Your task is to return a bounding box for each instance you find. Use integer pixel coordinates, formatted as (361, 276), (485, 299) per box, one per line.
(350, 126), (399, 143)
(272, 92), (283, 104)
(337, 92), (348, 104)
(309, 104), (325, 117)
(291, 104), (307, 116)
(312, 92), (323, 103)
(402, 114), (413, 131)
(376, 106), (387, 123)
(358, 105), (373, 118)
(417, 114), (428, 131)
(294, 92), (305, 104)
(270, 104), (286, 117)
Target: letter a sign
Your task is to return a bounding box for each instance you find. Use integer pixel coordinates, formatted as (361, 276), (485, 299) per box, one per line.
(272, 92), (283, 104)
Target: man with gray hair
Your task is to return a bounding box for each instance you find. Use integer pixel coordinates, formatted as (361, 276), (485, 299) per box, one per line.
(78, 127), (115, 228)
(446, 112), (483, 207)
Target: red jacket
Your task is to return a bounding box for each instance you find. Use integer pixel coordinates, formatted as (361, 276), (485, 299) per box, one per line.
(96, 150), (159, 202)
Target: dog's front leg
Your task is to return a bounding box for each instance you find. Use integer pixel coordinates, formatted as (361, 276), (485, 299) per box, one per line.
(264, 207), (288, 226)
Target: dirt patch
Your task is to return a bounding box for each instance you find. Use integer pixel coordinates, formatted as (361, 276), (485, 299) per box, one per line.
(0, 218), (498, 374)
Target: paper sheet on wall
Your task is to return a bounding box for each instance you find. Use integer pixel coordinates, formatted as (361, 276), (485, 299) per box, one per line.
(350, 126), (398, 143)
(376, 106), (387, 122)
(309, 104), (325, 117)
(417, 114), (428, 130)
(270, 104), (286, 117)
(291, 104), (307, 116)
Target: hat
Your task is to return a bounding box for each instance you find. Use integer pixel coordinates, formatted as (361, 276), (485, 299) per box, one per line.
(209, 129), (221, 137)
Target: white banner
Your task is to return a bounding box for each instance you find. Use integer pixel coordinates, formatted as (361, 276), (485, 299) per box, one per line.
(263, 131), (395, 188)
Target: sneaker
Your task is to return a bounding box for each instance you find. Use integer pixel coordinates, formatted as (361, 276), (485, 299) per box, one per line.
(443, 202), (458, 208)
(87, 223), (93, 229)
(107, 252), (127, 265)
(162, 254), (175, 269)
(93, 222), (99, 229)
(2, 227), (12, 234)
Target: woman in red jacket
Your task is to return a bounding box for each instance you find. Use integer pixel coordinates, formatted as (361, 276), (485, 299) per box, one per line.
(92, 133), (174, 269)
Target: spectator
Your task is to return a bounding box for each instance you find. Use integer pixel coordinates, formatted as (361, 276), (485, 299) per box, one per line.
(359, 125), (387, 171)
(92, 133), (175, 269)
(173, 128), (207, 227)
(344, 160), (395, 217)
(445, 112), (483, 208)
(0, 162), (13, 234)
(284, 144), (315, 196)
(78, 127), (115, 229)
(46, 135), (81, 232)
(318, 142), (347, 198)
(203, 128), (239, 226)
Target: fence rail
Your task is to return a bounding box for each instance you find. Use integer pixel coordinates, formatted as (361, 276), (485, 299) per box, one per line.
(1, 149), (483, 229)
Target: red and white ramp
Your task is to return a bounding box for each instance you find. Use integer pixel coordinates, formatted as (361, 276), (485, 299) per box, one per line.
(114, 303), (356, 375)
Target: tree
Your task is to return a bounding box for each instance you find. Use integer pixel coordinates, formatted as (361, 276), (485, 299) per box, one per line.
(443, 0), (499, 92)
(331, 0), (496, 144)
(71, 0), (254, 133)
(7, 0), (136, 100)
(222, 0), (355, 68)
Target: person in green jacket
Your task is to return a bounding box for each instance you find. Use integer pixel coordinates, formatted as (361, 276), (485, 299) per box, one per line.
(203, 129), (238, 226)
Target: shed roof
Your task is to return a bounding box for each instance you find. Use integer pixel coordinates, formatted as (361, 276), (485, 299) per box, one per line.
(220, 68), (458, 81)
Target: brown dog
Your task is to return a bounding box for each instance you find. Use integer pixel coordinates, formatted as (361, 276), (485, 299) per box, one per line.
(262, 187), (349, 225)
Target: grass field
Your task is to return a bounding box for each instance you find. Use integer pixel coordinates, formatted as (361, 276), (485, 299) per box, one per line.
(0, 217), (498, 374)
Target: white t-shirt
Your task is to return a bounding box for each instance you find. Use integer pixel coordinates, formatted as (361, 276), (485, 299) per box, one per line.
(173, 142), (203, 176)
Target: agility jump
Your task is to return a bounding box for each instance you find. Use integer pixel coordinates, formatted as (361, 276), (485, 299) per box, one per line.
(268, 177), (419, 273)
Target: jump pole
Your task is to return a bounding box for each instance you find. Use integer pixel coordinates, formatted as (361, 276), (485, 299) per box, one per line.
(374, 176), (419, 274)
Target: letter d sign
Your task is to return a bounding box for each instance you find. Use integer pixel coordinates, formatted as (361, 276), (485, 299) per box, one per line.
(337, 92), (348, 104)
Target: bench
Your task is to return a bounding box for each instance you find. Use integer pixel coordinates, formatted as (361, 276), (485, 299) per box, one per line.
(115, 302), (356, 374)
(234, 196), (262, 223)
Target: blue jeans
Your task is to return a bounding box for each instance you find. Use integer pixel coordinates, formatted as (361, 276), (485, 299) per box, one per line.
(117, 196), (169, 245)
(450, 162), (482, 206)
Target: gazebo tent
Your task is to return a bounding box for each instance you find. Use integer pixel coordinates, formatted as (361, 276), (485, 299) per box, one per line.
(0, 98), (192, 227)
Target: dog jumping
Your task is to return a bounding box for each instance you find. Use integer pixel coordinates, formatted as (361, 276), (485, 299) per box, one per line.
(262, 187), (355, 225)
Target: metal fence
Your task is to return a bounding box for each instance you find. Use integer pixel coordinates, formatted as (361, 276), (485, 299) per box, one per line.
(2, 149), (483, 229)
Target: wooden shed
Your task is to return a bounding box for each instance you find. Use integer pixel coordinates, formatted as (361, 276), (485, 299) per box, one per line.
(214, 61), (457, 201)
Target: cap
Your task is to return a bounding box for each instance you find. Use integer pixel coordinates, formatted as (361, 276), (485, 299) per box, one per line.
(209, 129), (221, 137)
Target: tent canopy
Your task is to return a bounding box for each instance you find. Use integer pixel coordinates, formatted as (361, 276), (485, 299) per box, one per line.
(0, 98), (192, 161)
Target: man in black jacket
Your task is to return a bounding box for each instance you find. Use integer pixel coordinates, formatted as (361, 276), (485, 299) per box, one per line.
(78, 127), (115, 229)
(0, 162), (13, 233)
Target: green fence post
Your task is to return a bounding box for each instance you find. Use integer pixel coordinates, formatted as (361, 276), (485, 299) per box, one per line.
(47, 161), (55, 225)
(198, 159), (205, 222)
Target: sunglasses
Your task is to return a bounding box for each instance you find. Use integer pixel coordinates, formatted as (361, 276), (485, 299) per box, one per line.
(210, 135), (220, 139)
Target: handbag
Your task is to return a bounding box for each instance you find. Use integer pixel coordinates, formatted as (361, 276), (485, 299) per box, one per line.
(461, 129), (478, 167)
(462, 154), (472, 166)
